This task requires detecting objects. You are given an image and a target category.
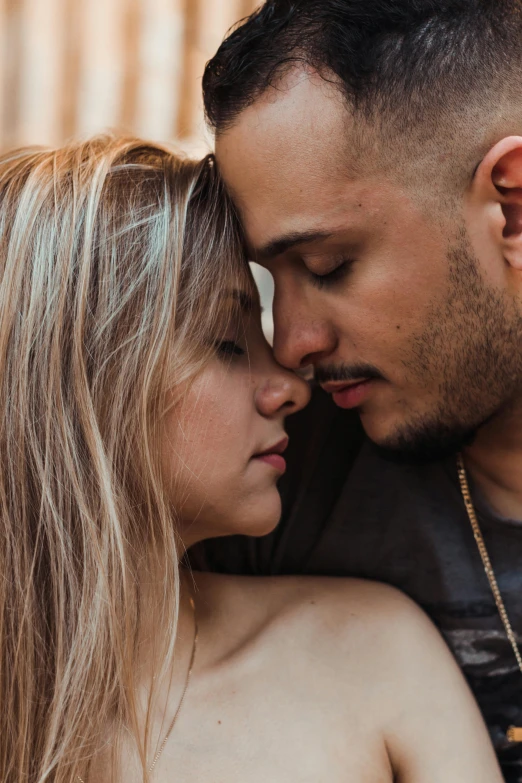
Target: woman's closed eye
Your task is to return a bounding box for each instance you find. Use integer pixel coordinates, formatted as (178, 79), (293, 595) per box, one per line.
(215, 339), (245, 358)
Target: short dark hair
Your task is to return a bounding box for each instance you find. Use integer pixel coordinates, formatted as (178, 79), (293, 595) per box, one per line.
(203, 0), (522, 188)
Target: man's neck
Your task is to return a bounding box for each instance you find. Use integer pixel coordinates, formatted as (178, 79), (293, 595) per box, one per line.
(463, 401), (522, 521)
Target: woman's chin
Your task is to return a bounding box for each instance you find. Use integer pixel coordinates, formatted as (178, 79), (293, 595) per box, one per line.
(183, 490), (283, 545)
(227, 492), (282, 539)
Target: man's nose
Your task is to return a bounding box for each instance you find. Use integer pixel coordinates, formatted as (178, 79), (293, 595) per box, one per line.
(272, 293), (337, 370)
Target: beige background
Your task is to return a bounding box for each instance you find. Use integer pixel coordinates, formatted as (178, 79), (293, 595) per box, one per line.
(0, 0), (259, 153)
(1, 0), (275, 326)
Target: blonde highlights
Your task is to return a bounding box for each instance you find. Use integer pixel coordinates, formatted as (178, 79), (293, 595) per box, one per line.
(0, 135), (246, 781)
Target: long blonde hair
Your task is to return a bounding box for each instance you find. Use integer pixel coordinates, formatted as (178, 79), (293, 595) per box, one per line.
(0, 134), (247, 781)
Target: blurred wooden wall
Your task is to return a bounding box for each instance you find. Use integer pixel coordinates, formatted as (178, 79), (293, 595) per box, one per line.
(0, 0), (260, 152)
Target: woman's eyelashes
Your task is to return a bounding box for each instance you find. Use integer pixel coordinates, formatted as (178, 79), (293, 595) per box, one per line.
(308, 258), (353, 289)
(215, 339), (245, 358)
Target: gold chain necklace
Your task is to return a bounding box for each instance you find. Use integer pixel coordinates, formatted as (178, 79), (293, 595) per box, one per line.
(77, 596), (198, 782)
(457, 454), (522, 743)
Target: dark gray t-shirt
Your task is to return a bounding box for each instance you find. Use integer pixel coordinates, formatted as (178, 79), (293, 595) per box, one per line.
(201, 389), (522, 782)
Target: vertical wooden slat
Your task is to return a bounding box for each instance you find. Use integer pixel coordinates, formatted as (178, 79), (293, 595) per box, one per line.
(177, 0), (243, 145)
(199, 0), (243, 56)
(18, 0), (67, 146)
(241, 0), (259, 18)
(75, 0), (127, 137)
(61, 0), (82, 141)
(119, 0), (141, 132)
(176, 0), (200, 141)
(2, 0), (24, 150)
(133, 0), (185, 142)
(0, 0), (6, 149)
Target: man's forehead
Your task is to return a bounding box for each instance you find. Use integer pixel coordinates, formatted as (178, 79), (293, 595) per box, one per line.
(213, 70), (388, 246)
(229, 163), (408, 261)
(221, 155), (382, 256)
(240, 188), (374, 258)
(215, 68), (364, 184)
(225, 67), (347, 145)
(213, 67), (414, 258)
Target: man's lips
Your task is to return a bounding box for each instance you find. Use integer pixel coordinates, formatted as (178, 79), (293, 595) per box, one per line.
(252, 437), (289, 473)
(320, 379), (375, 409)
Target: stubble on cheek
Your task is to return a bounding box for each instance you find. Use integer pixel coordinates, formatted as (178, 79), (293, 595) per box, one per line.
(376, 232), (522, 457)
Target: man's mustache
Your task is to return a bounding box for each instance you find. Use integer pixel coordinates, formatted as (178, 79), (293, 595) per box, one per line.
(314, 363), (385, 384)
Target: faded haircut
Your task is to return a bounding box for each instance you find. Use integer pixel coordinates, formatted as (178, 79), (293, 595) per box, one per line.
(203, 0), (522, 192)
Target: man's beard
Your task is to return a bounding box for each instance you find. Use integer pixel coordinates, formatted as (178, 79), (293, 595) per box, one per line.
(318, 227), (522, 465)
(373, 412), (481, 465)
(376, 227), (522, 463)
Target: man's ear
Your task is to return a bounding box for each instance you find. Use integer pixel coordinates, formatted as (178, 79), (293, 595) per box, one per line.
(472, 136), (522, 270)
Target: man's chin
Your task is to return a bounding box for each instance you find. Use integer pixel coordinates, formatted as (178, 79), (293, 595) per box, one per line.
(364, 416), (479, 465)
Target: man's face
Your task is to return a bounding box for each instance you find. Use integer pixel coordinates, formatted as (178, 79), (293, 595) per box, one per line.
(215, 70), (522, 460)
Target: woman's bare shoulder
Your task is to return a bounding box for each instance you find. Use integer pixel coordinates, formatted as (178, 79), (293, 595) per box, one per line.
(192, 570), (429, 660)
(191, 572), (501, 782)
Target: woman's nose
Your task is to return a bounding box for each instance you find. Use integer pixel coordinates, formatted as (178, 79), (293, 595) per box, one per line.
(255, 368), (311, 419)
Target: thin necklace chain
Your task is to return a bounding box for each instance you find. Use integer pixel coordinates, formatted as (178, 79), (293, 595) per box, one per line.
(77, 596), (198, 783)
(457, 454), (522, 744)
(456, 454), (522, 674)
(149, 597), (198, 771)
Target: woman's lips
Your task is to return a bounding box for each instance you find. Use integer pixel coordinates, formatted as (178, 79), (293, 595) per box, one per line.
(322, 379), (375, 409)
(254, 453), (287, 473)
(252, 437), (288, 473)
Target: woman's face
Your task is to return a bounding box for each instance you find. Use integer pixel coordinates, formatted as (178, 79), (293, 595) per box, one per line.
(161, 294), (310, 548)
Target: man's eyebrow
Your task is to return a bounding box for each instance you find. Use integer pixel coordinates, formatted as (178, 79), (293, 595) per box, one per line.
(253, 230), (333, 261)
